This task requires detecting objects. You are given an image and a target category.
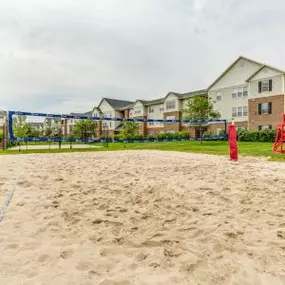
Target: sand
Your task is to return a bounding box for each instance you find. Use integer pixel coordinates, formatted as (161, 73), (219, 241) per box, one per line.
(0, 150), (285, 285)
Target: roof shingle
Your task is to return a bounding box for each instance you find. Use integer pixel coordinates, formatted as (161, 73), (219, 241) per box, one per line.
(104, 98), (134, 110)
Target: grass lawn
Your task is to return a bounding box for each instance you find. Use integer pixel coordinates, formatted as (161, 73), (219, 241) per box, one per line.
(0, 141), (284, 161)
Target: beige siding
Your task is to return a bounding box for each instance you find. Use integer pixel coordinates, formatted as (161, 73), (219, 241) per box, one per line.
(249, 67), (282, 81)
(209, 58), (261, 91)
(164, 94), (180, 112)
(181, 99), (190, 126)
(115, 111), (124, 129)
(132, 101), (145, 117)
(209, 87), (248, 122)
(250, 74), (284, 99)
(99, 100), (116, 130)
(147, 104), (164, 128)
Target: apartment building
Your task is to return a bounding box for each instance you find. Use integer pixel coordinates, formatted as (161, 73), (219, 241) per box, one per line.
(94, 98), (134, 138)
(208, 56), (285, 132)
(93, 90), (207, 138)
(63, 56), (285, 139)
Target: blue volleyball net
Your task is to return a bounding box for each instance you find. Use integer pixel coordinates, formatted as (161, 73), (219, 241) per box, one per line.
(8, 110), (227, 145)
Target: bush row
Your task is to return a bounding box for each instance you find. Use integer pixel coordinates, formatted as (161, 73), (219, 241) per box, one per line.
(237, 129), (276, 142)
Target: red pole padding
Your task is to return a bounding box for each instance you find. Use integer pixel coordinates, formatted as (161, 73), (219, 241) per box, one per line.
(228, 124), (238, 161)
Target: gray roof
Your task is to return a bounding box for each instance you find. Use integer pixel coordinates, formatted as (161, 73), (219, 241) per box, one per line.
(104, 98), (134, 110)
(142, 98), (165, 106)
(137, 90), (207, 107)
(70, 111), (93, 117)
(177, 89), (207, 99)
(97, 89), (207, 111)
(118, 102), (135, 110)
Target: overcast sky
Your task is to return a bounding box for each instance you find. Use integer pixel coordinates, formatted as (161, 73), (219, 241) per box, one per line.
(1, 0), (285, 113)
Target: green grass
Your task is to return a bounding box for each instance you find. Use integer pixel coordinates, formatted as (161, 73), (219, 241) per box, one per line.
(1, 141), (284, 161)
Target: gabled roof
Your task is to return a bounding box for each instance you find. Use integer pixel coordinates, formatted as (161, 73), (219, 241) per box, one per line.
(208, 56), (264, 90)
(101, 98), (134, 110)
(130, 89), (207, 108)
(177, 89), (207, 99)
(144, 97), (165, 106)
(118, 102), (134, 110)
(70, 111), (93, 117)
(131, 98), (165, 107)
(246, 65), (285, 82)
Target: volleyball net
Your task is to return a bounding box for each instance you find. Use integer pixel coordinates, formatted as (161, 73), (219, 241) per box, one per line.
(8, 110), (228, 144)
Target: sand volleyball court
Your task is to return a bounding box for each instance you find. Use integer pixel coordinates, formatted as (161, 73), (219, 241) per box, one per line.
(1, 150), (285, 285)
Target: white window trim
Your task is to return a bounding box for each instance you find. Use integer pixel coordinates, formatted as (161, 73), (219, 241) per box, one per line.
(232, 85), (248, 99)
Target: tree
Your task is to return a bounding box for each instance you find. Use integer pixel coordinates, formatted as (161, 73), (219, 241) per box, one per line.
(183, 96), (220, 137)
(12, 115), (30, 138)
(72, 119), (98, 140)
(119, 121), (140, 140)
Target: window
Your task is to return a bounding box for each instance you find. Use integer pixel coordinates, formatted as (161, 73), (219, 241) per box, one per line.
(238, 87), (243, 98)
(243, 86), (248, 97)
(232, 87), (238, 99)
(258, 79), (273, 93)
(134, 109), (141, 115)
(237, 107), (243, 117)
(166, 100), (176, 109)
(149, 106), (154, 113)
(216, 92), (222, 101)
(262, 81), (269, 92)
(109, 122), (112, 127)
(233, 86), (248, 98)
(258, 125), (272, 131)
(232, 107), (237, 117)
(166, 116), (176, 120)
(148, 121), (154, 126)
(243, 106), (248, 116)
(159, 106), (164, 112)
(258, 102), (272, 114)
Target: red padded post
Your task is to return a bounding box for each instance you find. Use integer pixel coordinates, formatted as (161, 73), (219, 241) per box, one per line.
(228, 123), (238, 161)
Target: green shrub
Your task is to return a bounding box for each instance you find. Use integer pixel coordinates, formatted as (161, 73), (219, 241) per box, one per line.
(157, 132), (166, 139)
(202, 131), (214, 138)
(237, 129), (275, 142)
(147, 134), (156, 140)
(165, 132), (176, 139)
(177, 131), (190, 139)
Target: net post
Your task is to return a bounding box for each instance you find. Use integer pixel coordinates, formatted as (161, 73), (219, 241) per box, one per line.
(228, 121), (238, 161)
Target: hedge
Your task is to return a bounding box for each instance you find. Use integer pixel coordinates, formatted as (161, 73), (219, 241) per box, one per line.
(237, 129), (276, 142)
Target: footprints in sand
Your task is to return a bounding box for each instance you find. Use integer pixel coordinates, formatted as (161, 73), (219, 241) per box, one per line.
(6, 243), (19, 250)
(38, 254), (51, 263)
(17, 180), (33, 188)
(76, 261), (94, 272)
(60, 249), (74, 259)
